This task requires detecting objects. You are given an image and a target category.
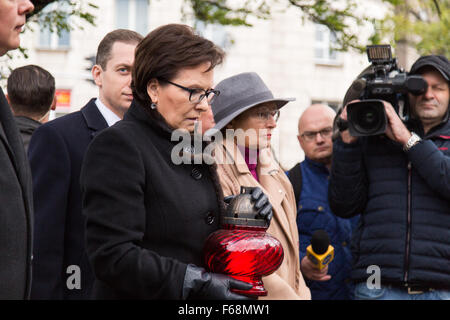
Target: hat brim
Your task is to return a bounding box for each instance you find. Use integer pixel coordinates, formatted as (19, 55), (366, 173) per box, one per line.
(411, 61), (449, 81)
(213, 97), (295, 131)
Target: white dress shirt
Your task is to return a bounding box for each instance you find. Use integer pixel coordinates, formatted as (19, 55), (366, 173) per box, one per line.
(95, 98), (121, 127)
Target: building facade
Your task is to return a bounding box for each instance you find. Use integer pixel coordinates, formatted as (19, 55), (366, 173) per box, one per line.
(3, 0), (413, 168)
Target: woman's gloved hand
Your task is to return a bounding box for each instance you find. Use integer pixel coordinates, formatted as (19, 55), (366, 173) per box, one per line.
(182, 264), (253, 300)
(250, 187), (273, 223)
(223, 187), (273, 224)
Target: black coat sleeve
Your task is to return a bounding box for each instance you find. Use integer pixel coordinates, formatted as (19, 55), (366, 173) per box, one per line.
(28, 124), (70, 299)
(328, 137), (368, 218)
(80, 128), (187, 299)
(407, 139), (450, 200)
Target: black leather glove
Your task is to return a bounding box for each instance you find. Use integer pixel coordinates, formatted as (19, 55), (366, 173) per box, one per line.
(182, 264), (253, 300)
(224, 188), (273, 224)
(250, 187), (273, 223)
(223, 195), (235, 204)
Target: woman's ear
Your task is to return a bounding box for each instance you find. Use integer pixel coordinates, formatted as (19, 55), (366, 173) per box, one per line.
(146, 79), (159, 104)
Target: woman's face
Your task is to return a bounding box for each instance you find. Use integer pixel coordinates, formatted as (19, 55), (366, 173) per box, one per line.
(146, 62), (215, 132)
(228, 102), (278, 149)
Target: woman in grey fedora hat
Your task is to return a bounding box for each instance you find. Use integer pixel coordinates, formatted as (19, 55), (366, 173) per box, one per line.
(210, 72), (311, 300)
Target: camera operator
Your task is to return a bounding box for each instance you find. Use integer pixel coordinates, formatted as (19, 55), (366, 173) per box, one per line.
(329, 54), (450, 300)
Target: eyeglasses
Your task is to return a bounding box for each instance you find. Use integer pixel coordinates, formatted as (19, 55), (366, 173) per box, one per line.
(300, 127), (333, 141)
(159, 78), (220, 104)
(252, 109), (280, 122)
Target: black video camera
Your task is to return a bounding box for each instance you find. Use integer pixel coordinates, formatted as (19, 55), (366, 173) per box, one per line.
(346, 45), (428, 136)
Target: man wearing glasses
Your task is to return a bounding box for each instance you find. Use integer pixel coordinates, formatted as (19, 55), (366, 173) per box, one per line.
(287, 103), (358, 300)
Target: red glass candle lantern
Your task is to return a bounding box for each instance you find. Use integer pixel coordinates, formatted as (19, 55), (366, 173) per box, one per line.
(203, 186), (284, 297)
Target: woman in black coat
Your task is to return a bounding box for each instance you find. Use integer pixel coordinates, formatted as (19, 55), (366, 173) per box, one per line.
(80, 24), (271, 300)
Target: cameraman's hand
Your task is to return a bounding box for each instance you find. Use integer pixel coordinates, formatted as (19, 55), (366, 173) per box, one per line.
(339, 102), (359, 144)
(383, 101), (411, 145)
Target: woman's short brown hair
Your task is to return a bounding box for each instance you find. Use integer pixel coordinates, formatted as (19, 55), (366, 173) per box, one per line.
(132, 24), (225, 109)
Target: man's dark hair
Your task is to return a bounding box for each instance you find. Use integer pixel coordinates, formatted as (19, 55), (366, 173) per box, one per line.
(7, 65), (55, 118)
(132, 24), (225, 109)
(96, 29), (143, 70)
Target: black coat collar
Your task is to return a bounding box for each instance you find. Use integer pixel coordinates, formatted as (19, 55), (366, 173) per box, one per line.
(81, 98), (109, 136)
(125, 100), (174, 139)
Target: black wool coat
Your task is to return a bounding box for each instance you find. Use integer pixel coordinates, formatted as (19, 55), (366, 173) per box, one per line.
(80, 100), (223, 299)
(28, 99), (107, 299)
(0, 89), (33, 299)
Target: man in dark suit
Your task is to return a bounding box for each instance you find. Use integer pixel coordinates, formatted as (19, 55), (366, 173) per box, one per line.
(0, 0), (35, 300)
(7, 65), (56, 151)
(28, 29), (143, 299)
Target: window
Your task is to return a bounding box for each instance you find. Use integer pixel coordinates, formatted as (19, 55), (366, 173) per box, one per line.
(39, 27), (70, 49)
(116, 0), (129, 29)
(195, 21), (230, 49)
(314, 24), (339, 65)
(135, 0), (149, 36)
(116, 0), (149, 36)
(38, 2), (71, 49)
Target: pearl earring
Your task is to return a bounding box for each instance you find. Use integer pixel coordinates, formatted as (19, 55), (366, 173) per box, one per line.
(150, 102), (157, 110)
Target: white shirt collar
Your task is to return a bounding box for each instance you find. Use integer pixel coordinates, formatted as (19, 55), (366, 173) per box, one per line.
(95, 98), (121, 127)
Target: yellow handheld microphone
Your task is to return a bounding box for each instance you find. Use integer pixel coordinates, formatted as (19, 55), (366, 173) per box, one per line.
(306, 230), (334, 270)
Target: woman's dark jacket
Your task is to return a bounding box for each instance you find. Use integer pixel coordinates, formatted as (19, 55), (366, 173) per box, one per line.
(329, 119), (450, 289)
(80, 101), (222, 299)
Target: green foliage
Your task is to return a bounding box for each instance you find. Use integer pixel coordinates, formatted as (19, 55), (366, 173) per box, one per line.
(288, 0), (366, 52)
(10, 0), (450, 65)
(187, 0), (449, 56)
(407, 0), (449, 56)
(378, 0), (449, 56)
(1, 0), (98, 79)
(27, 0), (98, 35)
(185, 0), (272, 26)
(414, 9), (450, 56)
(185, 0), (388, 52)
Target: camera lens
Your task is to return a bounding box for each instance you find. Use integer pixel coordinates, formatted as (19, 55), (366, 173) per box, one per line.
(357, 105), (380, 130)
(347, 99), (387, 136)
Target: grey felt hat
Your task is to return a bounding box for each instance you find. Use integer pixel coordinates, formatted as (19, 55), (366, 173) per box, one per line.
(211, 72), (295, 131)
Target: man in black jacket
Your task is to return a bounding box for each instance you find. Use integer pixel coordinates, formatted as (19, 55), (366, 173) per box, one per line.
(28, 29), (143, 299)
(7, 65), (56, 150)
(0, 0), (35, 299)
(329, 55), (450, 299)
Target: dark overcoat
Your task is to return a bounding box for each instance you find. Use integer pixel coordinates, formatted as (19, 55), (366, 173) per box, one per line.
(80, 100), (223, 299)
(0, 89), (34, 299)
(28, 98), (107, 299)
(14, 115), (40, 151)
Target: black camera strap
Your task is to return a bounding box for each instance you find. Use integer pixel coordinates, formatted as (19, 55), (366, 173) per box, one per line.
(287, 162), (303, 207)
